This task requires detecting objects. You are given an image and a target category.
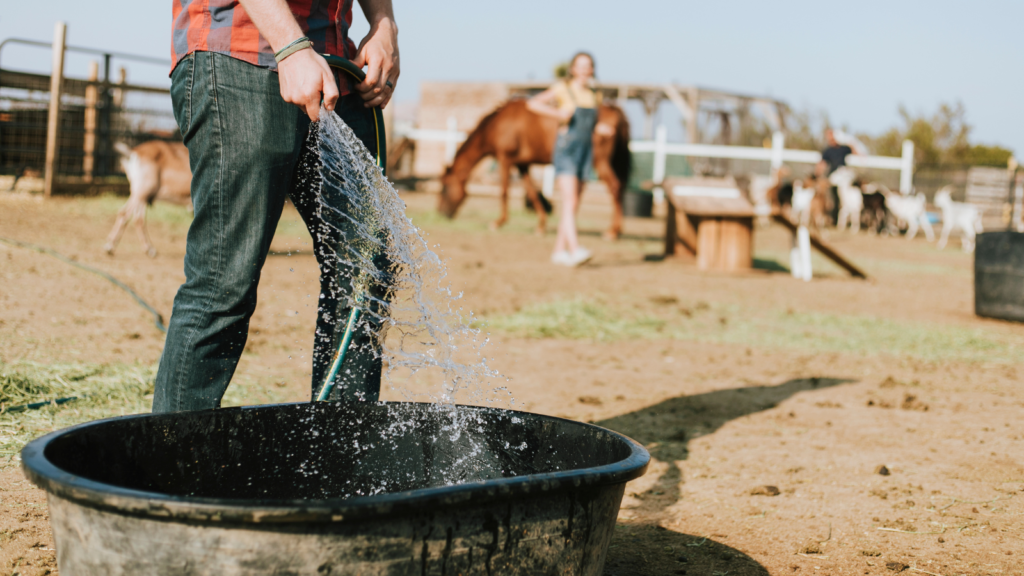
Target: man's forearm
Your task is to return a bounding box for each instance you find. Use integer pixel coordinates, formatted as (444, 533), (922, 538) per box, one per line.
(238, 0), (304, 52)
(357, 0), (396, 27)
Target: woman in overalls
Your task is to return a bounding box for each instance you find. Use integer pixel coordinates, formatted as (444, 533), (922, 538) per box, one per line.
(527, 52), (601, 267)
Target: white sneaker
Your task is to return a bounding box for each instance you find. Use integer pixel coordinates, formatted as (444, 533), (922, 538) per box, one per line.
(569, 247), (592, 267)
(551, 250), (572, 266)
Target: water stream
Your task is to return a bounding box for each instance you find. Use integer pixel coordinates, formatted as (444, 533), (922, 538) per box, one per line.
(288, 107), (525, 496)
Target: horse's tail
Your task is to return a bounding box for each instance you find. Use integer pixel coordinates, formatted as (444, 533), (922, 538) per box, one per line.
(610, 109), (632, 191)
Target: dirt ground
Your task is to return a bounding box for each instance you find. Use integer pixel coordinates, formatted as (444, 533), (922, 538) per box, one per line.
(1, 188), (1022, 576)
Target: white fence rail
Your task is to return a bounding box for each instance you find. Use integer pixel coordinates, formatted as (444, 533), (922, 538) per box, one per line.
(396, 119), (916, 194)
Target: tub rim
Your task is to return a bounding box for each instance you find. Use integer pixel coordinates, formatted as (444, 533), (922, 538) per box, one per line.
(21, 401), (650, 525)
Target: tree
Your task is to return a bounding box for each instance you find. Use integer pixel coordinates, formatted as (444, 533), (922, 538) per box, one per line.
(860, 102), (1013, 167)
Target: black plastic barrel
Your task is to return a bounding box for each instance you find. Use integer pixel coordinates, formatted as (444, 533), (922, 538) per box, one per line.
(623, 189), (654, 218)
(975, 231), (1024, 322)
(21, 402), (649, 575)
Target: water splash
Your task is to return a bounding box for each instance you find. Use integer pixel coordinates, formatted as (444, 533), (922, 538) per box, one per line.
(313, 105), (503, 407)
(298, 106), (523, 495)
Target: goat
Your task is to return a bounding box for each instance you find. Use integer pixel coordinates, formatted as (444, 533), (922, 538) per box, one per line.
(792, 176), (829, 232)
(104, 141), (192, 257)
(881, 185), (934, 241)
(829, 167), (864, 233)
(934, 186), (983, 252)
(859, 183), (888, 234)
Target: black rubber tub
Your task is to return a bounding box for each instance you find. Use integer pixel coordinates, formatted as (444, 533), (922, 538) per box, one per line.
(21, 402), (649, 575)
(975, 231), (1024, 322)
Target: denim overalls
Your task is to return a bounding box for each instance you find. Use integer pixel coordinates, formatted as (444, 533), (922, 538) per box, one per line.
(552, 86), (598, 180)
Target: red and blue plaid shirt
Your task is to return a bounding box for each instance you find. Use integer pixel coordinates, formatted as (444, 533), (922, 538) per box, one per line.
(171, 0), (357, 92)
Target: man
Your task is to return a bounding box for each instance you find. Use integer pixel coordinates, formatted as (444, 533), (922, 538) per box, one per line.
(154, 0), (399, 413)
(817, 128), (858, 225)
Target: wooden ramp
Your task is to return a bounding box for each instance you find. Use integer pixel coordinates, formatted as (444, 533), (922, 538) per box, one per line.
(772, 214), (869, 279)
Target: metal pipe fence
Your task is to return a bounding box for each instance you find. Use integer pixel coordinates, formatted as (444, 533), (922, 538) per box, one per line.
(0, 33), (175, 195)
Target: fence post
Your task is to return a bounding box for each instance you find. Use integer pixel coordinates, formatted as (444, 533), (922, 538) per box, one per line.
(43, 21), (67, 198)
(83, 60), (99, 183)
(770, 131), (784, 171)
(899, 139), (914, 194)
(652, 125), (667, 203)
(444, 116), (458, 164)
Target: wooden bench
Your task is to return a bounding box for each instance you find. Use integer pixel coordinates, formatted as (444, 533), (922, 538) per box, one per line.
(662, 177), (755, 272)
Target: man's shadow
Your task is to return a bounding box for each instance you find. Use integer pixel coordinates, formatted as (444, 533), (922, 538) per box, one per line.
(598, 377), (853, 576)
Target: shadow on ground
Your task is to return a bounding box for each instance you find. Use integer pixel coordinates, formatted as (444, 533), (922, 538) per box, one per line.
(753, 257), (789, 273)
(599, 377), (854, 575)
(604, 523), (769, 576)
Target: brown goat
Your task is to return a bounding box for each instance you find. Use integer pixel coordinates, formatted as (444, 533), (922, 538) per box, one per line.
(104, 141), (191, 257)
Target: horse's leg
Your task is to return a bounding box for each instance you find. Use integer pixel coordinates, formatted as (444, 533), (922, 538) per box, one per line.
(519, 165), (546, 235)
(490, 157), (512, 231)
(592, 156), (622, 240)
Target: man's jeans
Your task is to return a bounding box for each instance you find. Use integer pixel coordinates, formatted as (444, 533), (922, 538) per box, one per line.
(154, 51), (382, 413)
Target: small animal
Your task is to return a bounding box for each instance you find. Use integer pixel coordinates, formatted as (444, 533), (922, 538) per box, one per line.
(883, 187), (934, 241)
(104, 141), (192, 257)
(859, 183), (888, 234)
(829, 167), (864, 233)
(934, 186), (983, 252)
(792, 176), (829, 232)
(761, 166), (793, 222)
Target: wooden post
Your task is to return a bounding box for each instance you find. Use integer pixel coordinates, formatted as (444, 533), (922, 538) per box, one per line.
(686, 87), (700, 145)
(43, 21), (67, 198)
(83, 60), (99, 183)
(113, 66), (127, 108)
(444, 116), (458, 164)
(652, 125), (667, 203)
(1005, 156), (1018, 230)
(899, 139), (914, 194)
(770, 131), (784, 171)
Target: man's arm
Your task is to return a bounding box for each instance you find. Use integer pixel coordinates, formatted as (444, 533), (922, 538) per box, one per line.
(238, 0), (339, 121)
(353, 0), (399, 109)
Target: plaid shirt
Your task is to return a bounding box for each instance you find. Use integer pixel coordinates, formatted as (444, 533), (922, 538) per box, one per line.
(171, 0), (356, 92)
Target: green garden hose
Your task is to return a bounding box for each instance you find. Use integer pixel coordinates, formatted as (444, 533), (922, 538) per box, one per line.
(321, 54), (387, 171)
(316, 55), (386, 403)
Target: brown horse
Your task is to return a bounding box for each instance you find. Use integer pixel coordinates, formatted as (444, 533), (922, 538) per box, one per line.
(437, 100), (632, 239)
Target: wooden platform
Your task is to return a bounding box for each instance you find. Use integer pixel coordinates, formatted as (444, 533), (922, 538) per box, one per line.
(663, 177), (754, 272)
(659, 176), (869, 279)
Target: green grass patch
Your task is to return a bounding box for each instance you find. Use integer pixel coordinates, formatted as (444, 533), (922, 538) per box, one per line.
(0, 361), (288, 462)
(482, 297), (1024, 364)
(484, 298), (666, 341)
(0, 361), (154, 459)
(406, 205), (542, 236)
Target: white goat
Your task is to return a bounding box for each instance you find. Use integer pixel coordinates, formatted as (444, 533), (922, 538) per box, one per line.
(883, 186), (935, 241)
(829, 167), (864, 233)
(934, 186), (983, 252)
(104, 141), (192, 257)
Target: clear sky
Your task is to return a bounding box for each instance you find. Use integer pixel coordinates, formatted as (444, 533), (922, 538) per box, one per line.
(1, 1), (1020, 153)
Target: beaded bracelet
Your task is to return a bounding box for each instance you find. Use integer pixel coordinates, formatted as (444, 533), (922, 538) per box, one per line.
(274, 36), (313, 63)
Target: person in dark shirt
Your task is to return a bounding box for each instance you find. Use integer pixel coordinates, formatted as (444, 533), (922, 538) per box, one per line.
(817, 129), (857, 224)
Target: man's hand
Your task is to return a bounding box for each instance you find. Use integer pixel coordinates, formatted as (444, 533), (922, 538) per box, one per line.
(238, 0), (341, 121)
(352, 14), (399, 109)
(278, 49), (338, 121)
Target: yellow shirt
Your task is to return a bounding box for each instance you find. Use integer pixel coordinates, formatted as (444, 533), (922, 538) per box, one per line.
(552, 80), (601, 115)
